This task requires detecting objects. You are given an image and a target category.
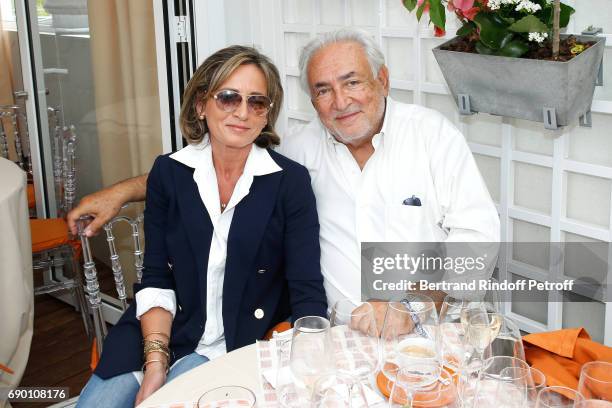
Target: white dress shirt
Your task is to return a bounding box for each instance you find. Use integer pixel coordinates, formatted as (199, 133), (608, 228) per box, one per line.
(135, 136), (282, 363)
(277, 98), (500, 307)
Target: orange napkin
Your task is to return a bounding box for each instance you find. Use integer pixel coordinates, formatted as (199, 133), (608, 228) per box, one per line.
(523, 327), (612, 396)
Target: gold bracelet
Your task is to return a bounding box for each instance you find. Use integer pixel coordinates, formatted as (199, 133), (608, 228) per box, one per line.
(142, 359), (168, 374)
(143, 341), (170, 359)
(144, 331), (170, 341)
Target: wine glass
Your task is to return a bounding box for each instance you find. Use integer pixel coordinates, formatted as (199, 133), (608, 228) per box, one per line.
(276, 339), (310, 407)
(389, 368), (460, 408)
(438, 292), (500, 374)
(380, 294), (440, 403)
(468, 356), (531, 408)
(290, 316), (335, 391)
(329, 299), (380, 381)
(578, 361), (612, 401)
(197, 385), (256, 408)
(463, 311), (503, 371)
(503, 366), (546, 406)
(535, 386), (584, 408)
(311, 373), (369, 408)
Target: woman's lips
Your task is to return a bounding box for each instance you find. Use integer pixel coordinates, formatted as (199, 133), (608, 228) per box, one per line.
(227, 124), (250, 131)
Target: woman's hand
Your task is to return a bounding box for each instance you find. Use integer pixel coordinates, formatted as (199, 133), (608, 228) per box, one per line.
(134, 362), (167, 407)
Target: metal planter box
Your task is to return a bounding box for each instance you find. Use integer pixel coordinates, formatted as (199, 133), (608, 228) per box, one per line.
(432, 35), (605, 128)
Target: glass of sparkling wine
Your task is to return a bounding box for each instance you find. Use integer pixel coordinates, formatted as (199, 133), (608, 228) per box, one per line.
(464, 311), (503, 370)
(197, 386), (256, 408)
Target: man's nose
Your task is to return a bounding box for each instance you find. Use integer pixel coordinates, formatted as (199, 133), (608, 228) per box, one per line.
(332, 88), (350, 111)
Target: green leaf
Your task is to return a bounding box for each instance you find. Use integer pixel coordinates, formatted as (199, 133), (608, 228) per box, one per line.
(416, 0), (427, 21)
(497, 39), (530, 57)
(473, 13), (514, 50)
(429, 0), (446, 30)
(508, 15), (548, 33)
(475, 41), (495, 55)
(456, 21), (476, 37)
(559, 3), (575, 28)
(402, 0), (418, 12)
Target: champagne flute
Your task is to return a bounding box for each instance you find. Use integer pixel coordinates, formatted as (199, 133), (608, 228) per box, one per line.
(535, 386), (584, 408)
(464, 311), (503, 370)
(290, 316), (335, 391)
(578, 361), (612, 401)
(329, 299), (379, 382)
(380, 294), (440, 400)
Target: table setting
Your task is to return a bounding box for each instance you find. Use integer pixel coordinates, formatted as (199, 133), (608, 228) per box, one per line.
(141, 292), (612, 408)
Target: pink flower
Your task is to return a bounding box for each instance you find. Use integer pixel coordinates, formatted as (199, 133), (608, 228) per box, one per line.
(434, 26), (446, 37)
(447, 0), (475, 12)
(417, 0), (430, 13)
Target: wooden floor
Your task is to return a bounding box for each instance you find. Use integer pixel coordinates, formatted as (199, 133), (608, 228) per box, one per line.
(13, 261), (117, 408)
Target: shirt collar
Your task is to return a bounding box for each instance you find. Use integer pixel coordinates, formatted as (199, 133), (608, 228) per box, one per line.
(324, 97), (393, 150)
(169, 134), (282, 176)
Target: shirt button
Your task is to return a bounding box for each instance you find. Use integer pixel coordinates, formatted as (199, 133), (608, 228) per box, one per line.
(257, 269), (266, 274)
(254, 308), (264, 319)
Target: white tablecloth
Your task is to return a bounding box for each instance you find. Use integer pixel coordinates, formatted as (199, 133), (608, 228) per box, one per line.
(138, 344), (260, 408)
(0, 158), (33, 406)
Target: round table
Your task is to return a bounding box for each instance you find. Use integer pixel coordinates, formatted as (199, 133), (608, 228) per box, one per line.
(0, 158), (33, 393)
(138, 344), (260, 407)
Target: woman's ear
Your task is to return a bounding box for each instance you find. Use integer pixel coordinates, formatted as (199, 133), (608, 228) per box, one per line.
(196, 101), (205, 120)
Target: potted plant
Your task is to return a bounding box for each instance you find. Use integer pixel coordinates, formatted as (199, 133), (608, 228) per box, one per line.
(402, 0), (605, 129)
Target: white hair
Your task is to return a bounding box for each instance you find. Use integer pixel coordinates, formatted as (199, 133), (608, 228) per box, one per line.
(298, 28), (386, 96)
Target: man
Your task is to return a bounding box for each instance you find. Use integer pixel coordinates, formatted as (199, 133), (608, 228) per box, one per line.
(68, 28), (499, 327)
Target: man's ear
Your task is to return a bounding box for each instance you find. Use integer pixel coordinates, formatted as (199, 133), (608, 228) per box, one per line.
(377, 65), (390, 96)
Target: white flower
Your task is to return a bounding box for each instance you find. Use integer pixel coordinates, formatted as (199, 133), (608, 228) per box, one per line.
(515, 0), (542, 13)
(528, 32), (548, 43)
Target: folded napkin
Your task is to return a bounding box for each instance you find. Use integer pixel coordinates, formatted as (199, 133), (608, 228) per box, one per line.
(523, 327), (612, 397)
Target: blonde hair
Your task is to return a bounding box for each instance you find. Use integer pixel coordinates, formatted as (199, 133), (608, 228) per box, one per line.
(180, 45), (283, 147)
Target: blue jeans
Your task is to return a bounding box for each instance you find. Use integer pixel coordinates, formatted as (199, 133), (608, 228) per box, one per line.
(76, 353), (209, 408)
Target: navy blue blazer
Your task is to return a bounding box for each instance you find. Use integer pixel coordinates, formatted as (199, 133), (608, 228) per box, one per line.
(95, 149), (327, 379)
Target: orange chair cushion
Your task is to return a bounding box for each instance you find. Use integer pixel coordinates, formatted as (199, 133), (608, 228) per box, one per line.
(264, 321), (292, 340)
(30, 218), (71, 253)
(27, 184), (35, 209)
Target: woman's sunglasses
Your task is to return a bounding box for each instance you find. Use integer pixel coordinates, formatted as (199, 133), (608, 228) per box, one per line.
(213, 90), (273, 117)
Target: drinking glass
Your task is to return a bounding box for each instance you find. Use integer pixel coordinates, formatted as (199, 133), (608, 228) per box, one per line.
(438, 293), (500, 373)
(389, 368), (460, 408)
(578, 361), (612, 401)
(574, 401), (612, 408)
(535, 386), (584, 408)
(464, 311), (504, 369)
(197, 386), (256, 408)
(276, 339), (310, 407)
(468, 356), (531, 408)
(290, 316), (335, 391)
(311, 373), (369, 408)
(502, 366), (546, 406)
(380, 294), (440, 400)
(329, 299), (380, 381)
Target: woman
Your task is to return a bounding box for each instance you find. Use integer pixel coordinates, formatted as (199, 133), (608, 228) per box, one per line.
(77, 45), (327, 407)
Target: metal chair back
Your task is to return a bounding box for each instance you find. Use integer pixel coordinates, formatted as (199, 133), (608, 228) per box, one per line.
(78, 211), (144, 355)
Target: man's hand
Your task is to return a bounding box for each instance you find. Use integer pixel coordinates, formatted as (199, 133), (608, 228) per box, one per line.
(66, 174), (148, 237)
(134, 363), (166, 406)
(352, 301), (416, 338)
(66, 186), (125, 237)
